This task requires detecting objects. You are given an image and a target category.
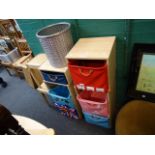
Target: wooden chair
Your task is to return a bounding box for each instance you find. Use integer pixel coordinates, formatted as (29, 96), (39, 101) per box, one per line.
(0, 19), (22, 38)
(12, 52), (33, 77)
(0, 20), (33, 78)
(0, 51), (33, 77)
(13, 38), (32, 56)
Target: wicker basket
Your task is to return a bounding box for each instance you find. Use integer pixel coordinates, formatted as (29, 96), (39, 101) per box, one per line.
(36, 22), (73, 68)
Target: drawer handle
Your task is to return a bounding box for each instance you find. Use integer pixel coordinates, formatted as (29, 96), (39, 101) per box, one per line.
(79, 69), (93, 77)
(48, 75), (58, 82)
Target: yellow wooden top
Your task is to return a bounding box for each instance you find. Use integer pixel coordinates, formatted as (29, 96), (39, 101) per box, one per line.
(27, 53), (47, 68)
(39, 60), (68, 73)
(66, 36), (116, 60)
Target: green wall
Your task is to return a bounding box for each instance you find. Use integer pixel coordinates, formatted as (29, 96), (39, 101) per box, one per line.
(16, 19), (155, 107)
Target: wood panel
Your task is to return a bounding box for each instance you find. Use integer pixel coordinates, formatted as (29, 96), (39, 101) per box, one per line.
(67, 82), (83, 119)
(37, 82), (50, 94)
(39, 60), (68, 73)
(66, 36), (116, 60)
(23, 67), (36, 88)
(27, 53), (47, 69)
(26, 53), (47, 88)
(30, 69), (43, 87)
(107, 40), (116, 126)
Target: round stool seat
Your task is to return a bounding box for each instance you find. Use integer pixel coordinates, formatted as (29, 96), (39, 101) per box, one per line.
(13, 115), (55, 135)
(116, 100), (155, 135)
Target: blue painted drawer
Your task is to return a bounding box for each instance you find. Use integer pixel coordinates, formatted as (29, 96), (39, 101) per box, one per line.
(41, 71), (68, 85)
(49, 85), (75, 109)
(83, 112), (110, 128)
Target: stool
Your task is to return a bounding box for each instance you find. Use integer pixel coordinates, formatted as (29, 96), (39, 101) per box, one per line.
(115, 100), (155, 135)
(13, 115), (55, 135)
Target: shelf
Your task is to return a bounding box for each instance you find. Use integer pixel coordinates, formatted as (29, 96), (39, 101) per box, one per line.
(39, 60), (68, 73)
(37, 82), (72, 95)
(43, 80), (68, 87)
(37, 82), (49, 94)
(66, 36), (116, 60)
(27, 53), (47, 69)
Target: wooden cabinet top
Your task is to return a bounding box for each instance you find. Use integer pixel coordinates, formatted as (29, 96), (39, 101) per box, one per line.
(27, 53), (47, 69)
(39, 60), (68, 73)
(66, 36), (116, 60)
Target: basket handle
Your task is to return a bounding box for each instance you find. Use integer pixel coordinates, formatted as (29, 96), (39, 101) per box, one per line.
(79, 68), (93, 77)
(48, 75), (57, 82)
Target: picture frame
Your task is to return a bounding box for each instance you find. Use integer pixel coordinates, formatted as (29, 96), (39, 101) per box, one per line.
(128, 43), (155, 102)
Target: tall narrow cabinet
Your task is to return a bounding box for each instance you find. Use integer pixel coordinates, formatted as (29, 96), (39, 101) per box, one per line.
(66, 36), (116, 128)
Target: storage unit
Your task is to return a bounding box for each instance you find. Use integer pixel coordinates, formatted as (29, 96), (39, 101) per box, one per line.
(26, 53), (52, 106)
(66, 36), (116, 128)
(27, 53), (47, 88)
(39, 60), (82, 119)
(0, 47), (20, 63)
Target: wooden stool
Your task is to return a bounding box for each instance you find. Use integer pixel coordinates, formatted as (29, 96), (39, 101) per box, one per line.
(13, 115), (55, 135)
(115, 100), (155, 135)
